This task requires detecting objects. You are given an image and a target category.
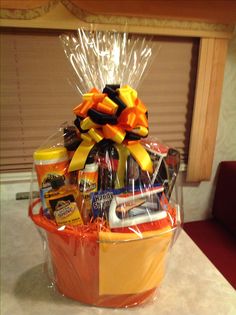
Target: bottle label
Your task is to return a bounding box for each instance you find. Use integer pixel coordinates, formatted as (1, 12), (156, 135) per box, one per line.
(35, 161), (69, 189)
(91, 188), (124, 220)
(78, 169), (98, 223)
(35, 160), (69, 214)
(48, 194), (83, 226)
(78, 170), (98, 194)
(40, 187), (51, 217)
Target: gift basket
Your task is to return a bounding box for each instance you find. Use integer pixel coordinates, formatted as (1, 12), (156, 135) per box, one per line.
(29, 28), (183, 308)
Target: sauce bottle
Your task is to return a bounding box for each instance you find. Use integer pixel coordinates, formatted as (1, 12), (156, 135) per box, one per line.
(77, 156), (98, 224)
(98, 144), (119, 190)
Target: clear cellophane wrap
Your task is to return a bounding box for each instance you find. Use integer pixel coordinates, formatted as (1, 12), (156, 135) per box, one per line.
(29, 28), (183, 308)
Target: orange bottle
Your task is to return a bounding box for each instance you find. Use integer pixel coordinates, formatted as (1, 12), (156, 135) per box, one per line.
(77, 158), (98, 224)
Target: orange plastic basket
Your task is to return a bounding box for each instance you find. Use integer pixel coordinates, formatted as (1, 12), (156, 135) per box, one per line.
(29, 199), (175, 308)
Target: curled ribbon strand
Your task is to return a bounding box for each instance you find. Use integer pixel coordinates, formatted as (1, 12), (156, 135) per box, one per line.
(69, 85), (153, 173)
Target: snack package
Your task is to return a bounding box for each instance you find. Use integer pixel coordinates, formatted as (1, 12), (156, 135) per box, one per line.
(29, 28), (183, 308)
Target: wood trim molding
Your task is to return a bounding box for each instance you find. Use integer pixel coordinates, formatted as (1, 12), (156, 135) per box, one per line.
(61, 0), (234, 39)
(186, 37), (228, 181)
(0, 0), (59, 20)
(0, 2), (234, 39)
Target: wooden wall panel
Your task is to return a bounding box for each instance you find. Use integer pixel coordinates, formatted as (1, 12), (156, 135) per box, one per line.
(187, 37), (228, 181)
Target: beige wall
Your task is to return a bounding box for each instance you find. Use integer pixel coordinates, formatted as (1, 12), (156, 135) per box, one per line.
(183, 29), (236, 222)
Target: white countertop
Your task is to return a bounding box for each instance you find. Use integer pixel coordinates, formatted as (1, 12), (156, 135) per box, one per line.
(1, 200), (236, 315)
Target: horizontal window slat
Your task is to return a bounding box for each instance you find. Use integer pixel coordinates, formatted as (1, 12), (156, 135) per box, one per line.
(0, 120), (72, 129)
(0, 164), (33, 172)
(0, 156), (33, 164)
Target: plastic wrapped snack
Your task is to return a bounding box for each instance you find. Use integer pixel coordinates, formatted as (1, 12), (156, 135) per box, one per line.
(29, 28), (183, 308)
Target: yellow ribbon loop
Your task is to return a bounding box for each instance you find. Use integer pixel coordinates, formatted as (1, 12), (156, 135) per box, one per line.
(81, 133), (93, 142)
(126, 142), (153, 174)
(88, 128), (104, 143)
(82, 87), (100, 100)
(80, 117), (100, 130)
(99, 97), (118, 114)
(68, 140), (96, 172)
(82, 93), (95, 101)
(114, 144), (130, 188)
(118, 85), (137, 108)
(132, 126), (149, 137)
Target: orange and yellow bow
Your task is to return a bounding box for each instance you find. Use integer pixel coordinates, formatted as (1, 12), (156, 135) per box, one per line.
(69, 85), (153, 174)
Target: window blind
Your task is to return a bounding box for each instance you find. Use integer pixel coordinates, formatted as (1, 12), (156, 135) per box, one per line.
(139, 37), (199, 162)
(0, 30), (199, 173)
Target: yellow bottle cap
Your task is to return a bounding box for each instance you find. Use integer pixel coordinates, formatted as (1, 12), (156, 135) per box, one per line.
(34, 146), (68, 161)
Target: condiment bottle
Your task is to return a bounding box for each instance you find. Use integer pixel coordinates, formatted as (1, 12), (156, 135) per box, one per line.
(77, 156), (98, 224)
